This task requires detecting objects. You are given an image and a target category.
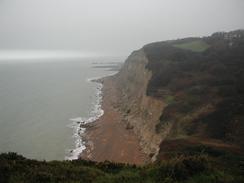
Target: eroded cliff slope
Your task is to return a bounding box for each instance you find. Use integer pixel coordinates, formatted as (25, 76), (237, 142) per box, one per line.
(111, 30), (244, 161)
(112, 50), (168, 161)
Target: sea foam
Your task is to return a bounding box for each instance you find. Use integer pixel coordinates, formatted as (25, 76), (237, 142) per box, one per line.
(65, 79), (104, 160)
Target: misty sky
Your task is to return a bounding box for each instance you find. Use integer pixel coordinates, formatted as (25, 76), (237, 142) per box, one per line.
(0, 0), (244, 57)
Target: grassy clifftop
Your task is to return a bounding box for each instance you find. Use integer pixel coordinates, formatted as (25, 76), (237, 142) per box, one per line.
(173, 40), (210, 52)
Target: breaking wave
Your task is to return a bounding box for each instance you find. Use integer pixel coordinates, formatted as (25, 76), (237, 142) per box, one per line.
(65, 79), (104, 160)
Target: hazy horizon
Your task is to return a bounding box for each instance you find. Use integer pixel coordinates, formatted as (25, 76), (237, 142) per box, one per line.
(0, 50), (125, 62)
(0, 0), (244, 59)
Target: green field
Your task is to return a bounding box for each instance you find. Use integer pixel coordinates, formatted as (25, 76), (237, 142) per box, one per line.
(173, 40), (210, 52)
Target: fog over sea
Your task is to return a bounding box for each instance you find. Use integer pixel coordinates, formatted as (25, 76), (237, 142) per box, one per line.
(0, 58), (118, 160)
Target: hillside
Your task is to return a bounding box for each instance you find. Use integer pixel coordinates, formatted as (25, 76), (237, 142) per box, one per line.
(145, 30), (244, 157)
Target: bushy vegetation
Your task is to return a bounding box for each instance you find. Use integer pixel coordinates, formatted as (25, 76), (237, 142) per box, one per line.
(144, 30), (244, 146)
(1, 151), (243, 183)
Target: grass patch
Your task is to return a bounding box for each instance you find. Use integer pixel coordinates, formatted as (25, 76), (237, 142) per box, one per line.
(164, 95), (175, 104)
(173, 40), (209, 52)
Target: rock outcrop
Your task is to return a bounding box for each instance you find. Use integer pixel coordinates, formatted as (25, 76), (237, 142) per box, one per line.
(111, 50), (171, 161)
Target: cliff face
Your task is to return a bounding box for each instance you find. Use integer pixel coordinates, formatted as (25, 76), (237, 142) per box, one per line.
(112, 50), (169, 161)
(111, 30), (244, 161)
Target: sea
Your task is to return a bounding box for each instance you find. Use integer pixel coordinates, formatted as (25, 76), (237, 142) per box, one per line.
(0, 58), (120, 160)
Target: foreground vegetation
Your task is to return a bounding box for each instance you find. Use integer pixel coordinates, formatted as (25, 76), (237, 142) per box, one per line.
(1, 146), (244, 183)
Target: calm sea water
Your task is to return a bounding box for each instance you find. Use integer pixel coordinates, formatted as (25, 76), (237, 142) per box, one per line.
(0, 58), (116, 160)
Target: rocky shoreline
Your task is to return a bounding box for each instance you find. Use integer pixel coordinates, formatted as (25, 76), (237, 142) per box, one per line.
(80, 76), (148, 164)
